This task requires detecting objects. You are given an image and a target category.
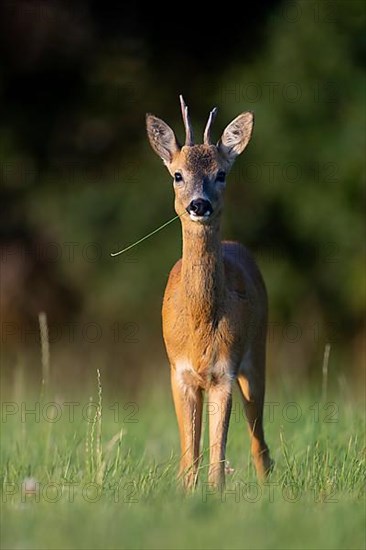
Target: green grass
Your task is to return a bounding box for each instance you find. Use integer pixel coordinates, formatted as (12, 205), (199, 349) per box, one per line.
(1, 371), (365, 550)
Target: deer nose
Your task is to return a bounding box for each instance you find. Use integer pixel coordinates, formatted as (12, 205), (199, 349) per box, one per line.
(186, 199), (213, 217)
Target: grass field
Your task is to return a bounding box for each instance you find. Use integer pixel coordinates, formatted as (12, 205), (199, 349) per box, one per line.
(1, 366), (365, 550)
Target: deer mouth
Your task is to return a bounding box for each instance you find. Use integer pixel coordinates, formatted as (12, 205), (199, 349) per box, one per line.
(188, 211), (212, 223)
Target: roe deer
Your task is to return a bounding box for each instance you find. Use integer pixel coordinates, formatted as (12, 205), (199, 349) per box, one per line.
(146, 96), (272, 490)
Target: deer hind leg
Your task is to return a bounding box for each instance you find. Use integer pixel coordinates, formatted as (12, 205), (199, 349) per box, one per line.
(207, 377), (233, 489)
(171, 367), (203, 490)
(237, 348), (273, 480)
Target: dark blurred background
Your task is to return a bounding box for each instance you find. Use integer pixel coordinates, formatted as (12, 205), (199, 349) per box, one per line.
(0, 0), (365, 393)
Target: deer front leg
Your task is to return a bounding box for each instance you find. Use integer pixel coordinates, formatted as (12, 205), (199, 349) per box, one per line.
(171, 368), (203, 490)
(208, 381), (232, 489)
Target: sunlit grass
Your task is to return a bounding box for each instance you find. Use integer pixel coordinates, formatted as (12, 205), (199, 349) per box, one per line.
(1, 364), (365, 550)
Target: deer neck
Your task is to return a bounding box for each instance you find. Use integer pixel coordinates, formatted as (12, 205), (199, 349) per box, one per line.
(181, 220), (225, 322)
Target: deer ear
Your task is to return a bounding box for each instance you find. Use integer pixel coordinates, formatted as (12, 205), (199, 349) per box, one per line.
(218, 112), (254, 166)
(146, 114), (180, 164)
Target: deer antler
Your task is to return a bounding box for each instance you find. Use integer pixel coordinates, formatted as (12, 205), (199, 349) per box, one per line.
(203, 107), (218, 145)
(179, 95), (194, 146)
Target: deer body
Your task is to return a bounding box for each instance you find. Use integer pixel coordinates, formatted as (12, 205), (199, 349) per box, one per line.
(146, 98), (272, 489)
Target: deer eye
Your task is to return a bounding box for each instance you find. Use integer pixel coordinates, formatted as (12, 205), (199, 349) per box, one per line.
(174, 172), (183, 183)
(216, 171), (226, 183)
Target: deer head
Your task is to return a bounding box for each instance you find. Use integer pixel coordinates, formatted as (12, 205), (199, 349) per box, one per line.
(146, 95), (254, 225)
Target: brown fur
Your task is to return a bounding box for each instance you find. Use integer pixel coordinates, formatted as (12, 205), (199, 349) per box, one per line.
(146, 103), (272, 490)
